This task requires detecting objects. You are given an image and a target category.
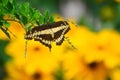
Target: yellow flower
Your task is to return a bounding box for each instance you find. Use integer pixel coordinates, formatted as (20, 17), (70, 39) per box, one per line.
(59, 23), (120, 79)
(5, 33), (53, 67)
(0, 21), (25, 40)
(5, 14), (120, 80)
(69, 27), (120, 69)
(78, 61), (109, 80)
(62, 51), (108, 80)
(110, 68), (120, 80)
(1, 15), (25, 40)
(5, 61), (56, 80)
(5, 27), (62, 80)
(0, 28), (10, 40)
(67, 25), (97, 53)
(5, 46), (61, 80)
(8, 21), (25, 35)
(96, 29), (120, 68)
(50, 23), (109, 80)
(5, 35), (61, 80)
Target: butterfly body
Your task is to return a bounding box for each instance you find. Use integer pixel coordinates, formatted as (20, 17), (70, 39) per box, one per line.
(25, 21), (70, 50)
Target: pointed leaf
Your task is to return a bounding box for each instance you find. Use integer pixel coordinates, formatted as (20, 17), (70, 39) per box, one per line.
(2, 0), (8, 6)
(4, 21), (10, 28)
(49, 16), (54, 23)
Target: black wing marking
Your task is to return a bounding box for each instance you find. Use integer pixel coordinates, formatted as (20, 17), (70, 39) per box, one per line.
(54, 29), (64, 45)
(31, 21), (69, 32)
(24, 30), (33, 40)
(54, 23), (70, 45)
(34, 36), (52, 50)
(56, 35), (64, 45)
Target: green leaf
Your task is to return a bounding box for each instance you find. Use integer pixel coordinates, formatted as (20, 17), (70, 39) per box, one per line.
(54, 62), (64, 80)
(2, 0), (8, 6)
(29, 8), (40, 22)
(44, 10), (49, 17)
(49, 16), (54, 23)
(0, 40), (11, 64)
(0, 0), (55, 32)
(0, 27), (10, 39)
(43, 10), (49, 23)
(0, 4), (8, 14)
(33, 10), (40, 20)
(42, 10), (55, 24)
(1, 20), (11, 28)
(6, 1), (13, 13)
(14, 13), (20, 20)
(37, 15), (45, 25)
(19, 2), (30, 18)
(29, 8), (35, 18)
(27, 25), (33, 31)
(20, 15), (28, 25)
(0, 22), (3, 28)
(4, 21), (10, 28)
(0, 40), (11, 79)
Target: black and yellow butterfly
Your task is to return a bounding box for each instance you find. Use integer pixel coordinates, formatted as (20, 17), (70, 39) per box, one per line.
(24, 21), (70, 50)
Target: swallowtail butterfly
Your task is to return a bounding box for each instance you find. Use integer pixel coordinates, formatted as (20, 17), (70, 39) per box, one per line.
(24, 21), (70, 50)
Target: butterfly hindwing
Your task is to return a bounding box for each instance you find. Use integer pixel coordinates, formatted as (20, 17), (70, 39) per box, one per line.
(34, 36), (51, 49)
(24, 30), (33, 40)
(53, 22), (70, 45)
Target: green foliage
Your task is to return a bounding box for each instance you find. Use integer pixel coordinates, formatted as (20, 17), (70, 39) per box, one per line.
(0, 40), (11, 65)
(82, 0), (120, 32)
(79, 17), (97, 32)
(54, 62), (76, 80)
(54, 63), (64, 80)
(0, 40), (11, 79)
(0, 0), (55, 38)
(21, 0), (60, 13)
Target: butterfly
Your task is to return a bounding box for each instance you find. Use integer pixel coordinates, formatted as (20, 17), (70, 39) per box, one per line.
(24, 21), (70, 50)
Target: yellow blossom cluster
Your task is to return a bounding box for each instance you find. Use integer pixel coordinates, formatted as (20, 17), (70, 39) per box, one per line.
(2, 17), (120, 80)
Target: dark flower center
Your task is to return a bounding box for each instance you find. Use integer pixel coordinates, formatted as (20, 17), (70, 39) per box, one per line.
(34, 46), (40, 51)
(88, 62), (98, 70)
(97, 45), (104, 50)
(33, 72), (42, 80)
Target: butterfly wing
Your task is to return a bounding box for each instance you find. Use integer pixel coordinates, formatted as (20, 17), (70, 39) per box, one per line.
(34, 34), (52, 50)
(53, 21), (70, 45)
(25, 21), (70, 50)
(24, 30), (33, 40)
(54, 29), (64, 45)
(33, 32), (53, 49)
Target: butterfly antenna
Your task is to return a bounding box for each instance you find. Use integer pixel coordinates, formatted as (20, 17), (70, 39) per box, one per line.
(64, 37), (77, 49)
(24, 40), (28, 58)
